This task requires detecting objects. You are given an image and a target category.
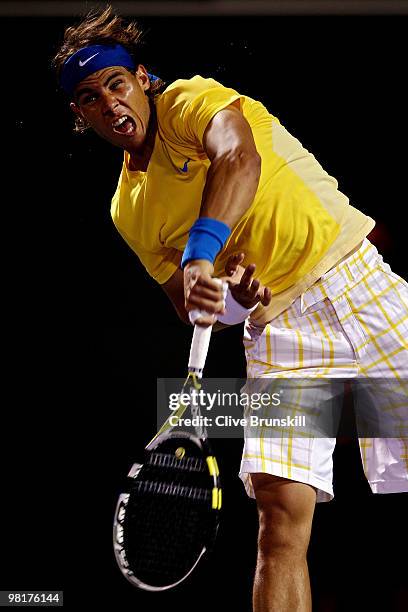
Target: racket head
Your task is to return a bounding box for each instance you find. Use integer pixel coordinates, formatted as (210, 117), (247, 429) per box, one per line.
(113, 430), (221, 591)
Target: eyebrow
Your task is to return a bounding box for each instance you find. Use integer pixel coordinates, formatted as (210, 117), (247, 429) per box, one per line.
(75, 70), (125, 100)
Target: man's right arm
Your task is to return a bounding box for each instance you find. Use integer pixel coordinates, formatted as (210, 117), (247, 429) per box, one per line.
(161, 257), (271, 329)
(161, 268), (191, 325)
(162, 269), (228, 332)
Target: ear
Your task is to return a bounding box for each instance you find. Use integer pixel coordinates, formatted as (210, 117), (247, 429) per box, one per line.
(69, 101), (83, 118)
(134, 64), (151, 92)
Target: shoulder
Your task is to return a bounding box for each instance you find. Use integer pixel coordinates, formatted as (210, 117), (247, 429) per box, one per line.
(155, 75), (248, 145)
(164, 75), (228, 95)
(156, 75), (239, 110)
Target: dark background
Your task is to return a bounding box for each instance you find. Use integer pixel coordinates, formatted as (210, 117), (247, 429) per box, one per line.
(2, 11), (408, 611)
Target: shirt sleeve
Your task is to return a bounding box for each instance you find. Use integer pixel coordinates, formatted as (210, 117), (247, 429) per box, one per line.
(157, 75), (245, 148)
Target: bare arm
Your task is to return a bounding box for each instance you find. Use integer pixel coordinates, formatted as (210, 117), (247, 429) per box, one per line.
(161, 268), (190, 325)
(184, 101), (262, 324)
(200, 99), (261, 227)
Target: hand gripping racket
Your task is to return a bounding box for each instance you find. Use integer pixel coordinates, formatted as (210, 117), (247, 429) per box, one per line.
(113, 320), (221, 591)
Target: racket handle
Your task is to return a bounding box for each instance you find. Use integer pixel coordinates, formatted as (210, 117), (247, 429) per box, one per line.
(188, 278), (225, 376)
(188, 323), (213, 376)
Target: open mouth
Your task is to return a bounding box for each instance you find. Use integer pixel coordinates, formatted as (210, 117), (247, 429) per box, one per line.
(112, 115), (136, 136)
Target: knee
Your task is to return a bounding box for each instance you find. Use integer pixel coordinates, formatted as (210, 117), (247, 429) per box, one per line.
(252, 474), (316, 559)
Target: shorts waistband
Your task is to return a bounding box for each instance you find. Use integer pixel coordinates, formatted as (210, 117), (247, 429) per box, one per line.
(301, 239), (380, 312)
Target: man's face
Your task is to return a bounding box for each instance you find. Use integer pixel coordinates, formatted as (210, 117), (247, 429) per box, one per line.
(70, 65), (151, 150)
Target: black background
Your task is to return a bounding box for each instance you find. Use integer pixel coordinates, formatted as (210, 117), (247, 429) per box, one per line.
(2, 12), (408, 611)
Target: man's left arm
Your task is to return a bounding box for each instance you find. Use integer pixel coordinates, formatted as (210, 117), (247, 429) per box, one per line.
(184, 101), (262, 323)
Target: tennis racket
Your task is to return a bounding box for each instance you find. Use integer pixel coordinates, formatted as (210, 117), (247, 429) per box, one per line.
(113, 320), (221, 591)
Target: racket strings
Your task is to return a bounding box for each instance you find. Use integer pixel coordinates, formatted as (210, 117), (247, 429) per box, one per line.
(130, 479), (211, 502)
(148, 451), (207, 473)
(121, 441), (218, 586)
(124, 485), (215, 584)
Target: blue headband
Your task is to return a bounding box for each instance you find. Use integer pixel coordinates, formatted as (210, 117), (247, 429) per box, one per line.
(60, 43), (159, 97)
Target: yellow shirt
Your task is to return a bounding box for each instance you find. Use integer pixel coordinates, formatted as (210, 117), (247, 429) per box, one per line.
(111, 76), (374, 321)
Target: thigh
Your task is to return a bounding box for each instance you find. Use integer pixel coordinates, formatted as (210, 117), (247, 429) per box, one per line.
(334, 244), (408, 491)
(244, 296), (358, 378)
(240, 435), (337, 503)
(251, 474), (316, 553)
(251, 473), (316, 517)
(332, 242), (408, 376)
(242, 297), (348, 504)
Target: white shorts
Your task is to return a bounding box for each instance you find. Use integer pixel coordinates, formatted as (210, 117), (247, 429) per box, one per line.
(239, 239), (408, 502)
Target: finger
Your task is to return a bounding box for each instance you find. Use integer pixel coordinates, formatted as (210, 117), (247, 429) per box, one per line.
(260, 286), (272, 306)
(186, 281), (223, 302)
(241, 279), (259, 302)
(184, 267), (199, 283)
(189, 284), (225, 302)
(187, 295), (226, 315)
(239, 263), (256, 288)
(250, 278), (260, 295)
(193, 275), (225, 292)
(225, 252), (245, 276)
(184, 270), (199, 297)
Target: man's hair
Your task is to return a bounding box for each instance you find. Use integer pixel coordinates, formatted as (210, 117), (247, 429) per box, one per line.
(53, 4), (165, 133)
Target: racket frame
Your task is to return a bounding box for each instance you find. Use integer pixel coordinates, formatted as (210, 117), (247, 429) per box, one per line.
(113, 319), (222, 591)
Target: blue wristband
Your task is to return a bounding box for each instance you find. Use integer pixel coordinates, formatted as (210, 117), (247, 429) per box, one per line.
(181, 218), (231, 268)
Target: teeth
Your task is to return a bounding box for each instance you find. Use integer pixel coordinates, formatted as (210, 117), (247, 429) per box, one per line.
(113, 116), (128, 127)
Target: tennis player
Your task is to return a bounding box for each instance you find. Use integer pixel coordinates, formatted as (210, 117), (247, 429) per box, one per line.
(54, 7), (408, 611)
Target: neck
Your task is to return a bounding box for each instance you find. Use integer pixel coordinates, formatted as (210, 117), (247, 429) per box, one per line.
(128, 101), (157, 172)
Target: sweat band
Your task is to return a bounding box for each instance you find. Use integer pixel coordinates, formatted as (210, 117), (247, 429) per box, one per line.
(215, 287), (258, 325)
(181, 218), (231, 268)
(60, 43), (160, 97)
(188, 285), (258, 326)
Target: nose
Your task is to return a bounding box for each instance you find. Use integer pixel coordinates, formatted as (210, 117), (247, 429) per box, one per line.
(101, 90), (119, 115)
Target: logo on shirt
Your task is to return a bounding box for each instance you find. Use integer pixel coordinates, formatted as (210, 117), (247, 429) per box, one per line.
(180, 159), (191, 173)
